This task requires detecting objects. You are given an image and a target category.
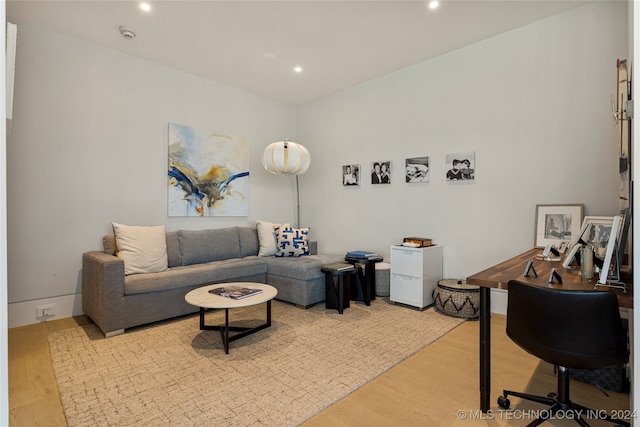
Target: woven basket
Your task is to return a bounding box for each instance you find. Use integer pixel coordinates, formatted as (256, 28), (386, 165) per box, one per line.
(375, 262), (391, 296)
(434, 279), (480, 319)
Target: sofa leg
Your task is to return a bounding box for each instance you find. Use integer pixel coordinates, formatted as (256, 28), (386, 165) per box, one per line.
(105, 329), (125, 338)
(295, 303), (316, 310)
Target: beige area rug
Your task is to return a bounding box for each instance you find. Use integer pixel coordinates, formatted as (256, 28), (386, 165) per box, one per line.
(49, 299), (465, 426)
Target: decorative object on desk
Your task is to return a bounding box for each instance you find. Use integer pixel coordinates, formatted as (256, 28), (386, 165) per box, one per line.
(536, 244), (560, 261)
(261, 138), (311, 228)
(405, 156), (430, 183)
(596, 215), (623, 287)
(547, 268), (562, 284)
(434, 279), (480, 319)
(168, 123), (250, 217)
(403, 237), (432, 247)
(580, 245), (594, 280)
(605, 207), (631, 279)
(342, 164), (360, 186)
(371, 161), (391, 184)
(209, 285), (263, 300)
(534, 204), (584, 248)
(523, 259), (537, 278)
(562, 215), (622, 285)
(445, 152), (475, 181)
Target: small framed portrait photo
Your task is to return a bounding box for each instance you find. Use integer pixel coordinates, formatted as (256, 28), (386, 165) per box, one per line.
(445, 152), (475, 181)
(406, 156), (429, 183)
(371, 161), (391, 184)
(342, 164), (360, 186)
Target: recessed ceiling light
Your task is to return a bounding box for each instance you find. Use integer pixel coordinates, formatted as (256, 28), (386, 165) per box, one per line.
(294, 66), (303, 73)
(428, 1), (439, 9)
(140, 2), (151, 12)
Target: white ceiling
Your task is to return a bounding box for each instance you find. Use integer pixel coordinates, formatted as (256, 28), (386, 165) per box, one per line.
(7, 0), (590, 105)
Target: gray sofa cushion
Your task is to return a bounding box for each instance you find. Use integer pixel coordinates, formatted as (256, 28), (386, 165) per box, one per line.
(260, 254), (344, 281)
(124, 258), (267, 295)
(238, 226), (259, 257)
(178, 228), (241, 265)
(166, 231), (181, 267)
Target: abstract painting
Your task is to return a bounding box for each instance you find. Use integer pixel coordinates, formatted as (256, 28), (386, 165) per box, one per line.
(168, 123), (249, 216)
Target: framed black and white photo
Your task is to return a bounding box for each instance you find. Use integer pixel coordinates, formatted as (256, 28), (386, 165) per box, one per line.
(371, 161), (391, 184)
(445, 152), (475, 181)
(534, 204), (584, 248)
(342, 164), (360, 186)
(406, 156), (429, 183)
(561, 215), (622, 282)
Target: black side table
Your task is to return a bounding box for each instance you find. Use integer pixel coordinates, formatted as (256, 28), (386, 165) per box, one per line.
(344, 256), (382, 306)
(321, 263), (356, 314)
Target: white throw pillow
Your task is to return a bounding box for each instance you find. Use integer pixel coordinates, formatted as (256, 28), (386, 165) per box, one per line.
(112, 222), (168, 275)
(256, 220), (289, 257)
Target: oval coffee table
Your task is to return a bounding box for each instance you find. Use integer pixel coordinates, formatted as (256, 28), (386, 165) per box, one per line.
(185, 283), (277, 354)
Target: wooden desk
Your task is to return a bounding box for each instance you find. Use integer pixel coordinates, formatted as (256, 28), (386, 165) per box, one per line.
(466, 248), (633, 412)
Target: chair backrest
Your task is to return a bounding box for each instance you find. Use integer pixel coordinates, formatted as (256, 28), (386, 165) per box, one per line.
(506, 280), (628, 370)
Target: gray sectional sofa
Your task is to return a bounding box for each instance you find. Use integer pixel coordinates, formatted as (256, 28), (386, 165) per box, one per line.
(82, 226), (343, 337)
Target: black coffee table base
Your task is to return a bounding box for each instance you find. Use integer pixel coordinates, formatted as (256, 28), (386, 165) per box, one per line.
(198, 300), (272, 354)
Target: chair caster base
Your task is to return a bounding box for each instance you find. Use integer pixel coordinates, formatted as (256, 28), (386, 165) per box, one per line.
(497, 395), (510, 409)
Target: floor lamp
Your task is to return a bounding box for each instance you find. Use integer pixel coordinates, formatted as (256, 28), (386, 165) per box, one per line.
(261, 139), (311, 228)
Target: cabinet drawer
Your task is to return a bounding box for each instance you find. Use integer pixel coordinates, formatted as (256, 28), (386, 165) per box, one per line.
(391, 248), (422, 276)
(390, 273), (422, 304)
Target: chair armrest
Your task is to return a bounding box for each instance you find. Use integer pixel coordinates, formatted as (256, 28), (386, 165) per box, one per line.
(82, 251), (126, 336)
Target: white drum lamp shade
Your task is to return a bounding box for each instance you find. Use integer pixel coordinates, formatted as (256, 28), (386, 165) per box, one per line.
(261, 139), (311, 175)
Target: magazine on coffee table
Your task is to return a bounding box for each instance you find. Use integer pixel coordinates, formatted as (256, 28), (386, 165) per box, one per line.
(209, 285), (263, 300)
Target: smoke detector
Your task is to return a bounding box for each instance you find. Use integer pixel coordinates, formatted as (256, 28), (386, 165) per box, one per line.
(119, 26), (137, 40)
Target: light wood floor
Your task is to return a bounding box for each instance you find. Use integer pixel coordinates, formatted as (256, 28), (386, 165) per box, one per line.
(9, 313), (630, 426)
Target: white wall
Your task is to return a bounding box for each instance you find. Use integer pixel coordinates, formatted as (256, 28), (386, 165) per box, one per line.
(298, 1), (627, 292)
(6, 21), (299, 327)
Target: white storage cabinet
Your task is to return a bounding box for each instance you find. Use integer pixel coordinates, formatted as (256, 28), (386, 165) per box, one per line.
(390, 245), (443, 309)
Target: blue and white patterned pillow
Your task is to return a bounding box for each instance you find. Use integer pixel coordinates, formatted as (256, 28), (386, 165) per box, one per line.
(275, 226), (310, 257)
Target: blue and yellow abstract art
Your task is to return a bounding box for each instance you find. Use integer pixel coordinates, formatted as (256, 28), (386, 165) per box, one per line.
(168, 123), (250, 216)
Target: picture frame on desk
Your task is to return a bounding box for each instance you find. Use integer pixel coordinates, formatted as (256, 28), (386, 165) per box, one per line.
(561, 215), (622, 281)
(534, 204), (584, 248)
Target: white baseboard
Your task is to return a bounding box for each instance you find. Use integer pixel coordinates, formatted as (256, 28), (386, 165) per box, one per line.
(8, 294), (83, 328)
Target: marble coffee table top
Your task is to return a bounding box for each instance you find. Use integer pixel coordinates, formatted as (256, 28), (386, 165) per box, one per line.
(185, 282), (277, 309)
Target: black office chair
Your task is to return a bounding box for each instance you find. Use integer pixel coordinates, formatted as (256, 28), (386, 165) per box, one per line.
(498, 280), (629, 427)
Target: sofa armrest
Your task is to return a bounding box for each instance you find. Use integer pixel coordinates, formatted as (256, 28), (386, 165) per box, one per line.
(82, 251), (126, 336)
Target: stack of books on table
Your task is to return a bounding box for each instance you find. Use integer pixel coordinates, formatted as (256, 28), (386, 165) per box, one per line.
(345, 250), (383, 262)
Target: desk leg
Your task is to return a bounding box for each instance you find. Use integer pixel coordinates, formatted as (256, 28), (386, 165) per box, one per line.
(480, 287), (491, 412)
